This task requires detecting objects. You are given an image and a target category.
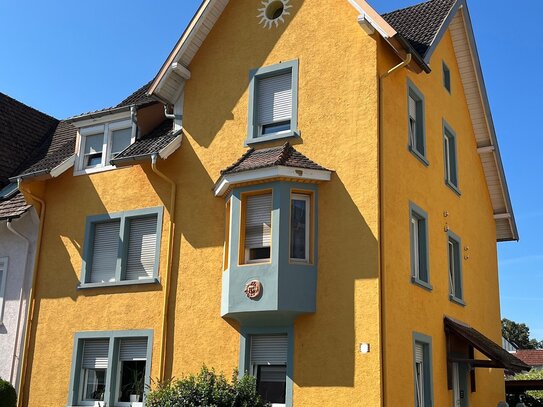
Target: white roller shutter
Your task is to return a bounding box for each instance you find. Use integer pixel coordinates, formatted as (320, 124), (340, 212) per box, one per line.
(250, 335), (288, 365)
(120, 338), (148, 361)
(415, 343), (424, 364)
(257, 72), (292, 126)
(90, 221), (120, 283)
(245, 194), (272, 249)
(126, 216), (158, 280)
(82, 339), (109, 369)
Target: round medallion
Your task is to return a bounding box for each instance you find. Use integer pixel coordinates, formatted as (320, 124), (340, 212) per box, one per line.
(244, 280), (262, 299)
(257, 0), (292, 29)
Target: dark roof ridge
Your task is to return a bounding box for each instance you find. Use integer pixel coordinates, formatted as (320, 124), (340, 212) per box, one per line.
(273, 142), (294, 166)
(381, 0), (433, 17)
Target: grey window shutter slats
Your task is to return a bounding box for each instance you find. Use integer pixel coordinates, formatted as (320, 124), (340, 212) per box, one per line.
(82, 339), (109, 369)
(250, 335), (288, 365)
(257, 72), (292, 125)
(90, 221), (120, 283)
(119, 338), (148, 361)
(245, 194), (272, 249)
(415, 343), (424, 364)
(126, 216), (158, 280)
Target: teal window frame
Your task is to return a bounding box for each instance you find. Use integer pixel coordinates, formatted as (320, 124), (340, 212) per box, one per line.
(409, 202), (431, 290)
(80, 207), (164, 289)
(447, 230), (465, 305)
(413, 332), (434, 407)
(443, 120), (460, 195)
(443, 61), (451, 93)
(67, 329), (153, 407)
(407, 80), (428, 166)
(239, 326), (294, 407)
(246, 60), (299, 145)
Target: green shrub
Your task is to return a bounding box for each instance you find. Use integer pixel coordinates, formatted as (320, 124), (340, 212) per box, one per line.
(0, 377), (17, 407)
(145, 366), (269, 407)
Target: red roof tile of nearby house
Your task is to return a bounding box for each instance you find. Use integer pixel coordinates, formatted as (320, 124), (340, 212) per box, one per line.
(514, 350), (543, 367)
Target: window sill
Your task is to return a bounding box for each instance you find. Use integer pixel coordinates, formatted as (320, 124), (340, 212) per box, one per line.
(411, 277), (433, 292)
(407, 146), (429, 167)
(245, 129), (299, 146)
(445, 180), (461, 196)
(449, 295), (466, 306)
(74, 164), (131, 177)
(78, 277), (160, 290)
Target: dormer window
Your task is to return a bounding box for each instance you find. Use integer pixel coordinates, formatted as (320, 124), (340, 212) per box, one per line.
(77, 119), (135, 174)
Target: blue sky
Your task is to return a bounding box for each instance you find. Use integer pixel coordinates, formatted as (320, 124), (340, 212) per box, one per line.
(1, 1), (541, 337)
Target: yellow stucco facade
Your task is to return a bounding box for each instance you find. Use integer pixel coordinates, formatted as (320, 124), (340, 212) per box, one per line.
(19, 1), (512, 406)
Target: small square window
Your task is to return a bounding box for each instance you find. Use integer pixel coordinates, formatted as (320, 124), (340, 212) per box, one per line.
(247, 60), (299, 144)
(443, 62), (451, 93)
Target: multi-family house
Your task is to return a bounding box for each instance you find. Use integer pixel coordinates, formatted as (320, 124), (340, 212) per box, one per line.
(11, 0), (529, 406)
(0, 93), (76, 391)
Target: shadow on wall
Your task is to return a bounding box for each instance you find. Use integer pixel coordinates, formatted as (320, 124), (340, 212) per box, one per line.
(294, 174), (378, 388)
(183, 0), (302, 149)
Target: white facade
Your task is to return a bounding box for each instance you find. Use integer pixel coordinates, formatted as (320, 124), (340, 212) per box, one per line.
(0, 209), (38, 389)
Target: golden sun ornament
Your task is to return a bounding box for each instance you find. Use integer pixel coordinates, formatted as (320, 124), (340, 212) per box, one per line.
(257, 0), (292, 29)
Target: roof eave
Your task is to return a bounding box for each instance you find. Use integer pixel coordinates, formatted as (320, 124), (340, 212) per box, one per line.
(110, 133), (183, 167)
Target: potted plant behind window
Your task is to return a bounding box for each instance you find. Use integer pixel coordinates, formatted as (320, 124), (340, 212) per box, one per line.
(123, 367), (145, 406)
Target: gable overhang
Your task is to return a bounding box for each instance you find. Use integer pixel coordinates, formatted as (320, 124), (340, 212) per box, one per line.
(149, 0), (430, 104)
(11, 155), (76, 182)
(431, 2), (518, 241)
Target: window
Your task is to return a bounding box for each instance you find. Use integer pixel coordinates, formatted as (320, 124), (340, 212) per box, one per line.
(224, 199), (231, 271)
(443, 62), (451, 93)
(250, 335), (288, 407)
(81, 207), (163, 288)
(407, 81), (427, 163)
(443, 123), (459, 193)
(413, 333), (433, 407)
(247, 60), (299, 144)
(290, 193), (310, 262)
(242, 193), (272, 264)
(68, 331), (152, 407)
(78, 120), (134, 174)
(410, 203), (430, 289)
(0, 257), (8, 323)
(448, 231), (463, 303)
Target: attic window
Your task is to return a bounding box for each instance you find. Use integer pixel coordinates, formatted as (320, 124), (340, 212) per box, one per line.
(258, 0), (291, 29)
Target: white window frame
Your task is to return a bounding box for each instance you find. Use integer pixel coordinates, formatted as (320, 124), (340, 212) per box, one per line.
(75, 119), (135, 176)
(289, 194), (310, 263)
(0, 257), (8, 324)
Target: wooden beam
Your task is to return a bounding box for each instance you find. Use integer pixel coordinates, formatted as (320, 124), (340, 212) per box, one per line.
(448, 357), (503, 369)
(469, 346), (476, 393)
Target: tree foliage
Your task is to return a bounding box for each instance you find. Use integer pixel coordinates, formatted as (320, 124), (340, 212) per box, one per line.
(0, 377), (17, 407)
(502, 318), (543, 350)
(145, 366), (270, 407)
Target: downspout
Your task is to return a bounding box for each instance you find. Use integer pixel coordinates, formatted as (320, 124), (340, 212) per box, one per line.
(151, 153), (176, 382)
(15, 180), (45, 407)
(6, 218), (30, 386)
(164, 105), (176, 121)
(378, 53), (412, 407)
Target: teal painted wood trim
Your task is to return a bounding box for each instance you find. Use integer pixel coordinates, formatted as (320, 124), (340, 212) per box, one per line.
(447, 229), (464, 302)
(409, 201), (431, 289)
(239, 326), (294, 407)
(413, 332), (434, 407)
(67, 329), (153, 407)
(80, 206), (164, 286)
(407, 79), (427, 162)
(443, 61), (452, 94)
(442, 119), (461, 195)
(246, 59), (300, 145)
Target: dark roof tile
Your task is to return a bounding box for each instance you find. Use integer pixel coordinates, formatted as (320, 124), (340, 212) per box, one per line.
(111, 120), (181, 163)
(0, 92), (59, 186)
(221, 142), (329, 175)
(0, 191), (31, 220)
(381, 0), (456, 57)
